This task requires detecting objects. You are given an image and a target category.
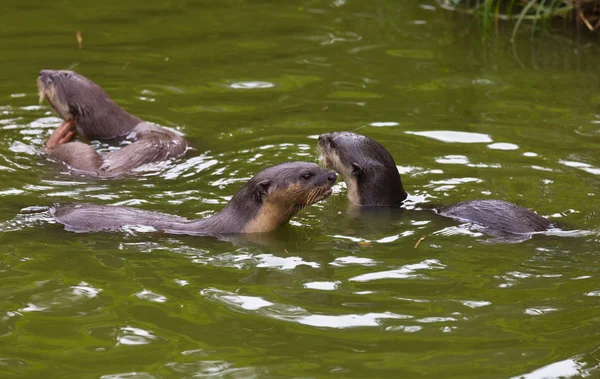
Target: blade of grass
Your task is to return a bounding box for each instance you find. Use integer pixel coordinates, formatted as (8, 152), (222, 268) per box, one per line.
(543, 0), (563, 29)
(507, 0), (518, 17)
(483, 0), (492, 39)
(495, 0), (502, 34)
(511, 0), (539, 41)
(531, 0), (549, 38)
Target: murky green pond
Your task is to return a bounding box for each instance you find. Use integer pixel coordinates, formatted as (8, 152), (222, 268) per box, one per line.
(1, 1), (599, 378)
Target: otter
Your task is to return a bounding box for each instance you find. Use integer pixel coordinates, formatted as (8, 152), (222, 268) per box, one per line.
(51, 162), (336, 235)
(37, 69), (187, 177)
(317, 132), (554, 239)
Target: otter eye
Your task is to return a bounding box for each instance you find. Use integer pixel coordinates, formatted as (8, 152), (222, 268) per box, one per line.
(329, 140), (337, 149)
(301, 173), (313, 180)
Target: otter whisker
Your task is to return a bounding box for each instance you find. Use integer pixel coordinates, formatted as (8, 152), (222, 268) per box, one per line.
(305, 189), (317, 205)
(283, 202), (301, 219)
(315, 146), (327, 168)
(37, 79), (46, 105)
(291, 201), (309, 217)
(291, 191), (317, 218)
(66, 62), (80, 71)
(307, 189), (320, 204)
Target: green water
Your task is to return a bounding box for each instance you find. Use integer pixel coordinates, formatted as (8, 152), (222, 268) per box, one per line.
(1, 1), (600, 378)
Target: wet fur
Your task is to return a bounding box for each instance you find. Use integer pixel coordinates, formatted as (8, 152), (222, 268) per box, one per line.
(38, 70), (187, 177)
(52, 162), (336, 235)
(318, 132), (407, 206)
(437, 200), (552, 235)
(318, 131), (553, 236)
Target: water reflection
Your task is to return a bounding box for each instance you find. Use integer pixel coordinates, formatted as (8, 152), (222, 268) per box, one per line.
(513, 357), (593, 379)
(349, 259), (445, 282)
(228, 81), (275, 89)
(0, 0), (599, 377)
(406, 130), (493, 143)
(202, 288), (411, 328)
(101, 372), (159, 379)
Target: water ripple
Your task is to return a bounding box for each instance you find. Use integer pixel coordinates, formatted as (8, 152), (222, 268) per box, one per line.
(18, 282), (102, 316)
(101, 373), (159, 379)
(166, 360), (260, 377)
(201, 288), (410, 328)
(116, 326), (163, 346)
(349, 259), (445, 282)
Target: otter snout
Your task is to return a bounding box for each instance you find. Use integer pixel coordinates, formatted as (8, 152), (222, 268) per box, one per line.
(38, 70), (76, 87)
(38, 70), (58, 88)
(38, 70), (61, 103)
(37, 70), (75, 119)
(38, 70), (54, 104)
(318, 133), (334, 149)
(313, 167), (336, 186)
(312, 168), (336, 201)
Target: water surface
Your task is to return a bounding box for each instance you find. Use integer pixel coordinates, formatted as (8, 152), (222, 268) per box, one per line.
(1, 1), (600, 378)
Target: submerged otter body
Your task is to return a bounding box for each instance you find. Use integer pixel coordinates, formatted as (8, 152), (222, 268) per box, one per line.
(52, 162), (336, 235)
(318, 132), (553, 239)
(37, 70), (187, 177)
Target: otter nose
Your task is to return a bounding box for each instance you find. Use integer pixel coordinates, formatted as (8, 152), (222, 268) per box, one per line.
(38, 70), (53, 84)
(318, 133), (330, 143)
(327, 172), (336, 183)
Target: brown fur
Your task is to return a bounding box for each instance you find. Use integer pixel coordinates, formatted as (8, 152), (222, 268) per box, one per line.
(243, 183), (332, 233)
(38, 69), (188, 177)
(52, 162), (337, 235)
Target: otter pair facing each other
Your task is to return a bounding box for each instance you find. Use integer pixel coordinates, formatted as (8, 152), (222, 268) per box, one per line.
(318, 131), (554, 241)
(38, 70), (187, 178)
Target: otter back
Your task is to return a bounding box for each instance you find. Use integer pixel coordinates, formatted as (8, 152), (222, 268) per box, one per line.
(437, 200), (553, 235)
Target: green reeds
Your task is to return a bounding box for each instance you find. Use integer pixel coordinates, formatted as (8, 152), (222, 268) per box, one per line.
(437, 0), (600, 40)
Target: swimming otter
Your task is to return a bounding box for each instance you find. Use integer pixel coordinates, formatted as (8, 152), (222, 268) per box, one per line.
(52, 162), (336, 235)
(317, 131), (553, 238)
(38, 69), (187, 177)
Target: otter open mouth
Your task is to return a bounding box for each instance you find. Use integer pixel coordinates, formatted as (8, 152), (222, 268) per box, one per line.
(309, 185), (334, 205)
(292, 185), (334, 211)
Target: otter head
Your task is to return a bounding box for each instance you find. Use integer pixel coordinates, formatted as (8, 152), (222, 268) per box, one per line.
(234, 162), (336, 233)
(37, 70), (140, 140)
(317, 131), (407, 206)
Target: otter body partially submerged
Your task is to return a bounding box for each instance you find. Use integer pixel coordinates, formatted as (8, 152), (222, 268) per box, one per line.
(52, 162), (336, 235)
(318, 131), (554, 240)
(37, 70), (187, 177)
(435, 199), (552, 236)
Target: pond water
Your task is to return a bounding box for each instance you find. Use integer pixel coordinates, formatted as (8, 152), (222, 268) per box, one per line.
(1, 1), (600, 378)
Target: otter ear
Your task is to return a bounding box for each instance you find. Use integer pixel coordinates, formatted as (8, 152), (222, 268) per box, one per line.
(351, 163), (363, 177)
(254, 180), (271, 202)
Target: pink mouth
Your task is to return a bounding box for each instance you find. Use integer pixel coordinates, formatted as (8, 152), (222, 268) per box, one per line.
(323, 188), (333, 197)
